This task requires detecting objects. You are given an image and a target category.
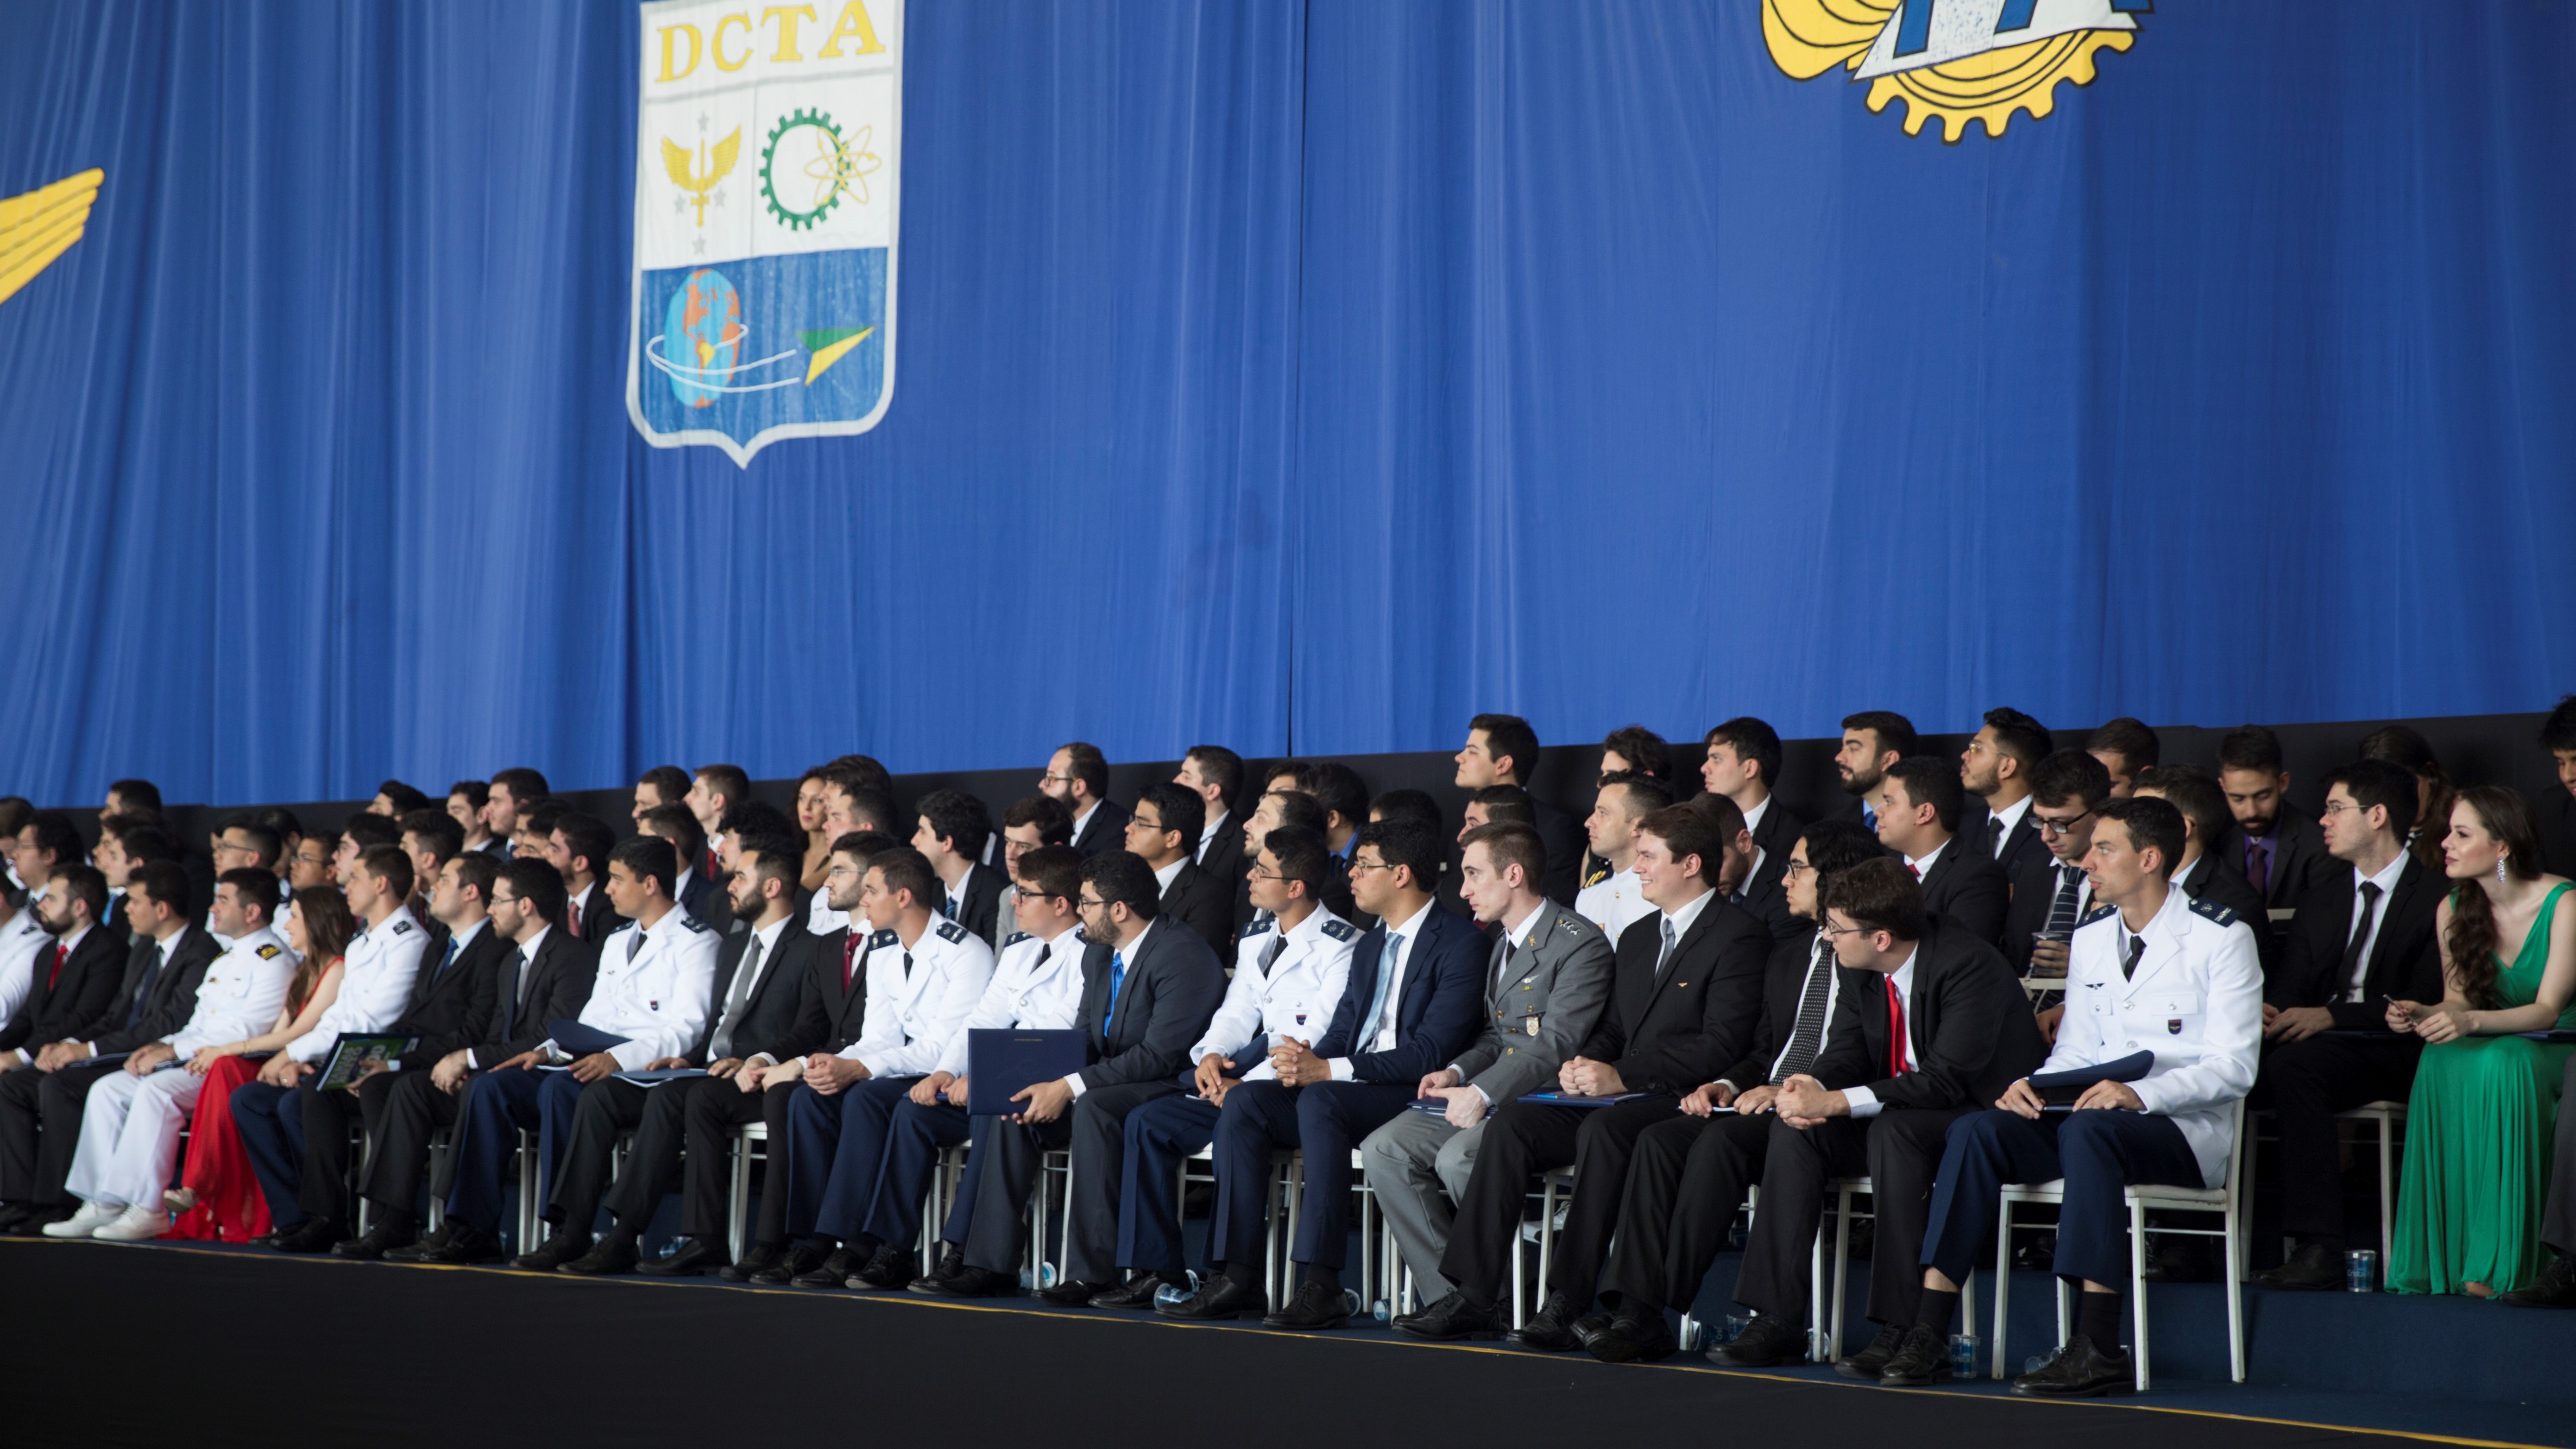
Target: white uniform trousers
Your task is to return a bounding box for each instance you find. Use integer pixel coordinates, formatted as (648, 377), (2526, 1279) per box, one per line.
(64, 1067), (206, 1209)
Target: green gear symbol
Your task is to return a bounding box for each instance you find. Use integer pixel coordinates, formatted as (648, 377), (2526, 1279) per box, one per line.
(761, 108), (852, 230)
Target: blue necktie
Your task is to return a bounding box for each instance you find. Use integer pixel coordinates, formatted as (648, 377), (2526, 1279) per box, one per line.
(1104, 949), (1128, 1029)
(435, 937), (460, 980)
(1357, 932), (1404, 1048)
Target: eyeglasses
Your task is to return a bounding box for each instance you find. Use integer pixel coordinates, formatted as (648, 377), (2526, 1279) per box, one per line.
(1246, 868), (1292, 882)
(1077, 896), (1107, 911)
(1348, 859), (1394, 875)
(1038, 772), (1077, 785)
(1819, 924), (1866, 939)
(2320, 800), (2360, 818)
(1782, 859), (1814, 878)
(2034, 810), (2092, 838)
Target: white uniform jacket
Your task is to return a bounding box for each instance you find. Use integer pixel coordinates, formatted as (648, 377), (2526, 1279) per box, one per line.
(168, 926), (296, 1059)
(932, 927), (1088, 1078)
(287, 907), (431, 1063)
(559, 908), (723, 1071)
(1192, 908), (1360, 1083)
(839, 918), (996, 1079)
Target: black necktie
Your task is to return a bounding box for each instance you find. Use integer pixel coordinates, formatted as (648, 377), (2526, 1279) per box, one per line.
(2042, 863), (2085, 944)
(125, 945), (167, 1029)
(1260, 933), (1287, 976)
(627, 928), (646, 963)
(2123, 932), (2146, 980)
(1985, 815), (2005, 857)
(497, 950), (527, 1036)
(2340, 880), (2385, 999)
(1773, 938), (1836, 1084)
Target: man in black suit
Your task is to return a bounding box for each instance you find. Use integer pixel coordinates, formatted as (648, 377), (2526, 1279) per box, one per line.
(2001, 750), (2115, 976)
(1398, 804), (1770, 1343)
(1456, 713), (1583, 906)
(1707, 793), (1802, 945)
(0, 865), (126, 1230)
(2537, 697), (2576, 881)
(1961, 707), (2053, 886)
(721, 831), (893, 1284)
(1712, 859), (2047, 1373)
(1704, 717), (1805, 861)
(395, 809), (464, 958)
(0, 861), (217, 1227)
(640, 803), (733, 938)
(1586, 821), (1885, 1362)
(2216, 724), (2336, 912)
(2250, 761), (2444, 1289)
(546, 812), (625, 950)
(6, 813), (85, 925)
(2087, 718), (2161, 798)
(1176, 746), (1250, 935)
(1044, 742), (1131, 856)
(482, 767), (549, 862)
(377, 860), (599, 1263)
(1122, 784), (1235, 959)
(319, 853), (515, 1257)
(932, 849), (1224, 1298)
(2134, 765), (2270, 956)
(1875, 756), (2009, 949)
(1821, 712), (1917, 832)
(685, 764), (752, 887)
(547, 837), (815, 1274)
(912, 789), (1007, 947)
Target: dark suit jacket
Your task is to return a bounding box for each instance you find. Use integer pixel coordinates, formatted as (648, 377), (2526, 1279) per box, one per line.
(2541, 790), (2576, 882)
(1964, 799), (2050, 888)
(678, 869), (735, 938)
(1071, 799), (1133, 857)
(1311, 905), (1485, 1084)
(1918, 839), (2010, 951)
(2178, 849), (2272, 967)
(1159, 859), (1236, 961)
(567, 882), (625, 950)
(470, 929), (599, 1066)
(91, 926), (223, 1053)
(1578, 895), (1770, 1096)
(1069, 919), (1224, 1091)
(1531, 798), (1585, 907)
(945, 862), (1008, 949)
(691, 915), (812, 1062)
(1815, 791), (1871, 828)
(1730, 845), (1803, 944)
(2220, 811), (2336, 914)
(0, 926), (127, 1054)
(390, 919), (513, 1065)
(2002, 856), (2088, 971)
(1715, 931), (1826, 1091)
(1749, 799), (1805, 862)
(777, 926), (871, 1061)
(2268, 856), (2444, 1028)
(1813, 919), (2047, 1113)
(1198, 819), (1249, 938)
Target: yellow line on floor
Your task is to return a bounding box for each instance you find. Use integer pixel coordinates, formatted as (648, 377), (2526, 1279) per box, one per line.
(21, 1237), (2557, 1449)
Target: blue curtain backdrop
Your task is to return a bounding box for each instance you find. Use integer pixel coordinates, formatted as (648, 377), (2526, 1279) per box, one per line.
(1, 1), (2571, 806)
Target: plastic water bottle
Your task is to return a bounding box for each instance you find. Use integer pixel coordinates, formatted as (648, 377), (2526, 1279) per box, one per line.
(1372, 1297), (1392, 1324)
(1948, 1334), (1978, 1378)
(1153, 1270), (1203, 1309)
(2346, 1249), (2378, 1292)
(1342, 1289), (1367, 1319)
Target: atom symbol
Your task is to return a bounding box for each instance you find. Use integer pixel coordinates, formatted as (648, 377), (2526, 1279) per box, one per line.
(806, 123), (884, 210)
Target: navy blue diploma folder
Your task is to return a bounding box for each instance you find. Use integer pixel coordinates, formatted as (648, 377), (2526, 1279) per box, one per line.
(547, 1019), (631, 1058)
(967, 1029), (1088, 1115)
(2029, 1050), (2156, 1107)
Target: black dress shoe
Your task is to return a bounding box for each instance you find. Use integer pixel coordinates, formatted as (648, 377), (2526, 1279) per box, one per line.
(1089, 1273), (1178, 1310)
(511, 1232), (592, 1273)
(793, 1245), (863, 1289)
(1586, 1311), (1678, 1364)
(927, 1264), (1015, 1298)
(638, 1239), (728, 1278)
(1835, 1322), (1907, 1380)
(1709, 1313), (1807, 1367)
(2254, 1241), (2344, 1291)
(1034, 1277), (1108, 1306)
(1391, 1290), (1501, 1341)
(1506, 1291), (1588, 1350)
(1571, 1309), (1615, 1347)
(2140, 1234), (2212, 1283)
(331, 1222), (420, 1261)
(2502, 1256), (2576, 1309)
(848, 1243), (918, 1290)
(385, 1223), (455, 1263)
(1158, 1276), (1266, 1320)
(2012, 1334), (2132, 1398)
(270, 1218), (345, 1254)
(420, 1224), (503, 1265)
(721, 1242), (782, 1282)
(1877, 1323), (1954, 1386)
(0, 1203), (35, 1234)
(1264, 1281), (1356, 1331)
(907, 1244), (966, 1293)
(749, 1241), (824, 1286)
(559, 1236), (640, 1275)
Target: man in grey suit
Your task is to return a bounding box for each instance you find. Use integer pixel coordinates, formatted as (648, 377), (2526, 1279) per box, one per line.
(1361, 821), (1614, 1304)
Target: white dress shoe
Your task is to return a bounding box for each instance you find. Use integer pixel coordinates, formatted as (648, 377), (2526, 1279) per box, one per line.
(41, 1201), (121, 1238)
(94, 1203), (170, 1241)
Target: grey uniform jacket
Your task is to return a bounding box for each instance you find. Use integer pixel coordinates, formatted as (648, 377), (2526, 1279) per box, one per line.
(1448, 899), (1616, 1106)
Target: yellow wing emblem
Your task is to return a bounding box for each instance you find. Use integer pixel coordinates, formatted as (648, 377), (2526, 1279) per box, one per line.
(661, 129), (741, 228)
(1764, 0), (2134, 143)
(0, 168), (103, 307)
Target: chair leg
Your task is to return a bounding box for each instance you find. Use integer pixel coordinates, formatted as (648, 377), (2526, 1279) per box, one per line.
(2377, 1114), (2395, 1272)
(2224, 1206), (2246, 1383)
(727, 1139), (750, 1263)
(1991, 1201), (2013, 1380)
(2129, 1197), (2151, 1393)
(1358, 1187), (1378, 1314)
(1808, 1222), (1827, 1363)
(1960, 1269), (1977, 1378)
(1828, 1185), (1855, 1362)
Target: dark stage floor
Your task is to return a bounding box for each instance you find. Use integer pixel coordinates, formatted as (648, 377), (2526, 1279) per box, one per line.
(2, 1238), (2554, 1448)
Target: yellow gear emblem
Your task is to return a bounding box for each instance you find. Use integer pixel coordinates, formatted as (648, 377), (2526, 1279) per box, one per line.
(1765, 0), (2141, 144)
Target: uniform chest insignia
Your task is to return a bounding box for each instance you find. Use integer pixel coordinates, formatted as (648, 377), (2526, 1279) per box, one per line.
(935, 920), (969, 945)
(1319, 919), (1358, 943)
(2078, 903), (2118, 927)
(2186, 897), (2239, 927)
(2168, 1018), (2184, 1034)
(1004, 932), (1032, 948)
(1240, 919), (1275, 941)
(870, 929), (899, 949)
(256, 944), (282, 959)
(1582, 866), (1610, 888)
(680, 916), (710, 933)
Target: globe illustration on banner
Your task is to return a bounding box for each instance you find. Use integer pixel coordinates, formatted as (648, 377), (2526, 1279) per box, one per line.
(658, 269), (743, 408)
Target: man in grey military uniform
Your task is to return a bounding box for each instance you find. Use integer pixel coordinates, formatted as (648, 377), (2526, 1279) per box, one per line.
(1361, 820), (1614, 1303)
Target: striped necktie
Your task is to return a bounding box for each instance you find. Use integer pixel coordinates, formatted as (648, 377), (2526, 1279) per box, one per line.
(1772, 938), (1836, 1084)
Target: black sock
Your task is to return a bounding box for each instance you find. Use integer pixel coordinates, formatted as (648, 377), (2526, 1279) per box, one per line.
(1301, 1265), (1341, 1294)
(1912, 1286), (1959, 1334)
(378, 1210), (419, 1236)
(599, 1222), (636, 1247)
(1223, 1260), (1260, 1291)
(2077, 1289), (2123, 1348)
(1614, 1292), (1661, 1325)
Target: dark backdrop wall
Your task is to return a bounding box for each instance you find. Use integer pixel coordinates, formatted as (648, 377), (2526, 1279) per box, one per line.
(5, 1), (2574, 808)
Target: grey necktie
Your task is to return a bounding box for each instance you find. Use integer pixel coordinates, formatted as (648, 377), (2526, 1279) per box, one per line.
(1653, 917), (1677, 979)
(709, 933), (764, 1062)
(2123, 932), (2146, 980)
(627, 928), (646, 963)
(1357, 933), (1403, 1046)
(1773, 937), (1837, 1084)
(2041, 863), (2085, 945)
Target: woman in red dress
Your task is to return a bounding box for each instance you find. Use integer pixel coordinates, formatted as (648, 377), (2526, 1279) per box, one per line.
(164, 887), (353, 1241)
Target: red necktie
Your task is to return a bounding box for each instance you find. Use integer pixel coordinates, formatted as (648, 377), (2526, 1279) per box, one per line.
(567, 897), (583, 938)
(842, 931), (861, 992)
(1907, 861), (1921, 881)
(1884, 976), (1908, 1077)
(46, 943), (66, 990)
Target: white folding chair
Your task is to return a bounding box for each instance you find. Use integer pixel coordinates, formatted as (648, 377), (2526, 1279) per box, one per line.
(1031, 1147), (1072, 1286)
(1512, 1166), (1578, 1329)
(2242, 1098), (2404, 1272)
(514, 1129), (544, 1254)
(726, 1120), (768, 1261)
(1821, 1177), (1975, 1366)
(1992, 1098), (2248, 1390)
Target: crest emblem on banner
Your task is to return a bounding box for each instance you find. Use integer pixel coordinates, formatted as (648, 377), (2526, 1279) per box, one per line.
(627, 0), (901, 466)
(1765, 0), (2145, 143)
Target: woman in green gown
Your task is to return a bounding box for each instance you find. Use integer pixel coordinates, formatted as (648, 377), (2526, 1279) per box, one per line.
(2387, 786), (2576, 1296)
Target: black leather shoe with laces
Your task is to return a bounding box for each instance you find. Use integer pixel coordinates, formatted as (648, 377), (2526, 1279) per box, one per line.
(2501, 1256), (2576, 1309)
(1710, 1313), (1807, 1367)
(1264, 1281), (1357, 1331)
(1875, 1324), (1954, 1387)
(1835, 1322), (1906, 1380)
(2011, 1334), (2133, 1398)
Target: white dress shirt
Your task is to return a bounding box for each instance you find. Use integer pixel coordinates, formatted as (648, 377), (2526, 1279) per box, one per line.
(839, 918), (998, 1078)
(1742, 795), (1773, 842)
(2341, 853), (2411, 1001)
(934, 926), (1088, 1078)
(287, 905), (430, 1063)
(1330, 900), (1436, 1080)
(1197, 907), (1360, 1084)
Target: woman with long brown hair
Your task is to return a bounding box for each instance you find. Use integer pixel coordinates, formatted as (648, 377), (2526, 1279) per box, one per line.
(163, 886), (355, 1241)
(794, 764), (834, 893)
(2386, 787), (2576, 1295)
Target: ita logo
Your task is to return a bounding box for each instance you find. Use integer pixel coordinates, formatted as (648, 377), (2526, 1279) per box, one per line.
(1765, 0), (2147, 143)
(628, 0), (901, 465)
